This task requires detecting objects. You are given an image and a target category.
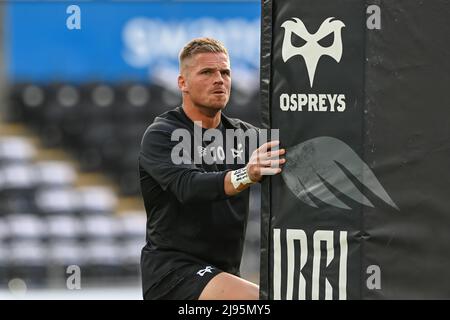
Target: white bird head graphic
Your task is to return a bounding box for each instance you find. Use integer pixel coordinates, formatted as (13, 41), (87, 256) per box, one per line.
(281, 17), (345, 87)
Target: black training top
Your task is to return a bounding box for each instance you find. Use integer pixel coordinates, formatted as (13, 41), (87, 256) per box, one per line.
(139, 106), (258, 292)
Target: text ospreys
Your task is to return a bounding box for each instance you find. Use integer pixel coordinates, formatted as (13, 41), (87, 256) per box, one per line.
(279, 93), (346, 112)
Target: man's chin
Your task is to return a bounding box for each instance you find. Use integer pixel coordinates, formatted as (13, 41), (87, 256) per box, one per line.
(213, 103), (227, 110)
(195, 99), (229, 112)
(204, 102), (227, 111)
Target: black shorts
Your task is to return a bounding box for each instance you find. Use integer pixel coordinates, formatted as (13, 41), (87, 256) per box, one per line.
(142, 248), (223, 300)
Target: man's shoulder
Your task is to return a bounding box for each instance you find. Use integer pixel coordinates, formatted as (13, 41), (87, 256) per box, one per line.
(144, 107), (187, 133)
(141, 107), (188, 146)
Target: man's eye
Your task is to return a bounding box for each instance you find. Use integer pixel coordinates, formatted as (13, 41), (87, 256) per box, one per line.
(221, 71), (230, 76)
(202, 70), (212, 74)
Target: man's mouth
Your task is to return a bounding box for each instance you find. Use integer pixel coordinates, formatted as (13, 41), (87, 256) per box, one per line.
(212, 89), (226, 94)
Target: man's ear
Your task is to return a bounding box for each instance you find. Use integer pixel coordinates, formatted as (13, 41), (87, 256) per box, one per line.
(178, 74), (188, 93)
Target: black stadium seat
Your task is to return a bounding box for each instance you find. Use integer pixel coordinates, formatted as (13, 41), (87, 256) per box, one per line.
(0, 164), (38, 215)
(8, 239), (48, 287)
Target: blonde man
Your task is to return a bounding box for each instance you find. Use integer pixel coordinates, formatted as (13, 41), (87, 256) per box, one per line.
(139, 38), (285, 300)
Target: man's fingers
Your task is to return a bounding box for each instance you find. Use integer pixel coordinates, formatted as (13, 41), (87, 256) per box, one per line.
(257, 148), (286, 160)
(258, 140), (280, 153)
(260, 167), (282, 176)
(259, 158), (286, 167)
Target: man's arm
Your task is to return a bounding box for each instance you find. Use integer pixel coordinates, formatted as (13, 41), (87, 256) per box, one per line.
(140, 128), (231, 204)
(140, 128), (285, 202)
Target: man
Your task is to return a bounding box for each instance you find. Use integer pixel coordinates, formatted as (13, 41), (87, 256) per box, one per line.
(139, 37), (285, 300)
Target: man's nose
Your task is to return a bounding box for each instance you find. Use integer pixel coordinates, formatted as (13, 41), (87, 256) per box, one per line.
(213, 71), (224, 84)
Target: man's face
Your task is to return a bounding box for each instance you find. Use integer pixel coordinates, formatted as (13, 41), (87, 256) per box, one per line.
(179, 52), (231, 111)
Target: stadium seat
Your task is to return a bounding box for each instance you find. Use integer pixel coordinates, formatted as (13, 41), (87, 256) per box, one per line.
(35, 161), (77, 187)
(83, 239), (123, 280)
(0, 164), (38, 215)
(0, 137), (36, 164)
(78, 186), (117, 215)
(46, 215), (82, 241)
(34, 187), (79, 216)
(8, 240), (48, 287)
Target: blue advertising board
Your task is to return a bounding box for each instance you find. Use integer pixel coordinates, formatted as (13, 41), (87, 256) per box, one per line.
(5, 1), (260, 83)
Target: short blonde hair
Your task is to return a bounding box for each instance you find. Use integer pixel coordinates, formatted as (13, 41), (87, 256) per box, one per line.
(179, 37), (229, 69)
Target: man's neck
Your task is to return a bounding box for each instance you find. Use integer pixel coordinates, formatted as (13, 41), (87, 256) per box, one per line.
(182, 102), (221, 129)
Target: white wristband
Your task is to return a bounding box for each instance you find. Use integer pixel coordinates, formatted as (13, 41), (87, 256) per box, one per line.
(231, 167), (254, 190)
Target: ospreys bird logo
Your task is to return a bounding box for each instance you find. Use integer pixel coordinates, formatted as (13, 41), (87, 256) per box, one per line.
(281, 137), (399, 211)
(281, 17), (345, 87)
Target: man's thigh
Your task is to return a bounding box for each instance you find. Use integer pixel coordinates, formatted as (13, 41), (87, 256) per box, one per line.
(199, 272), (259, 300)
